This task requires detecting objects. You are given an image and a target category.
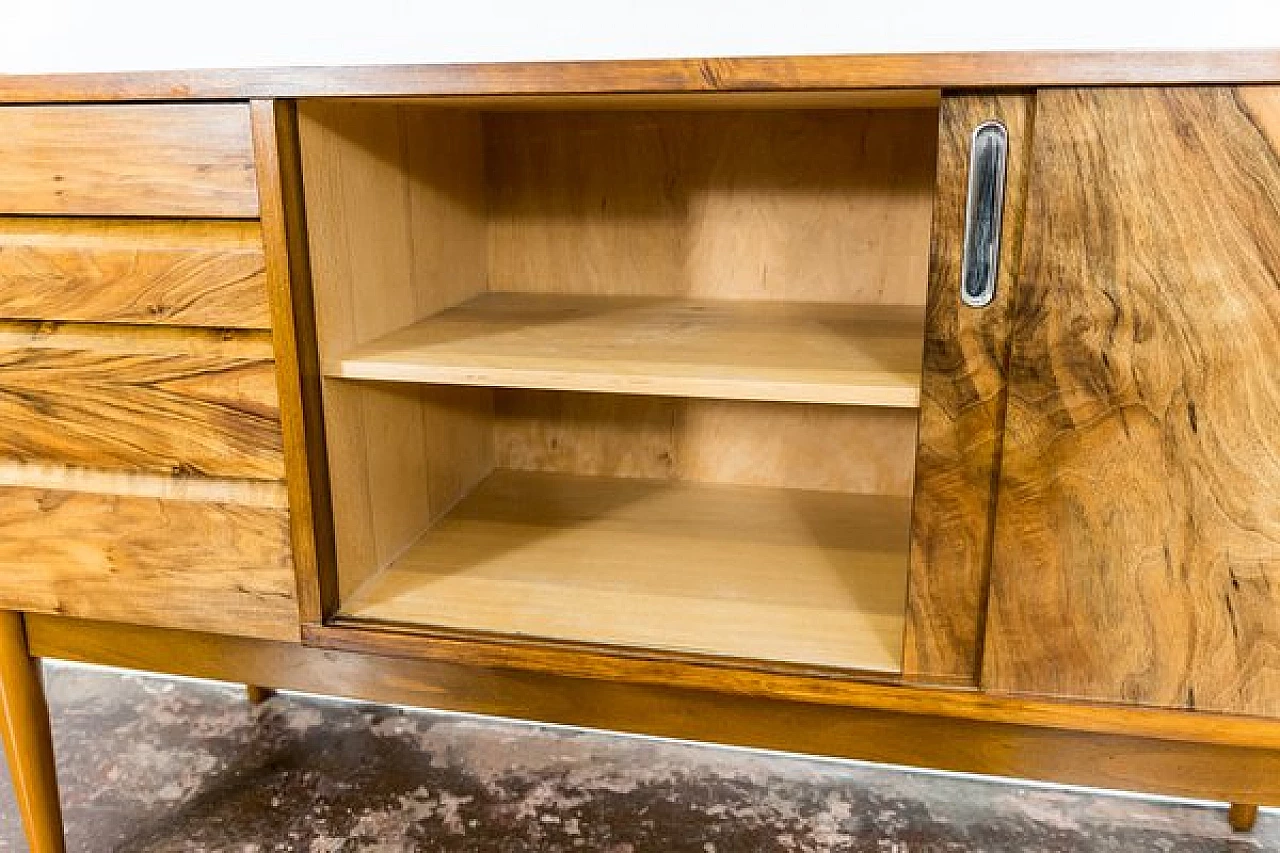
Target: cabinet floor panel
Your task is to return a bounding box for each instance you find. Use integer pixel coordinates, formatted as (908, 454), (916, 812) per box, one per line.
(326, 293), (924, 407)
(341, 469), (911, 672)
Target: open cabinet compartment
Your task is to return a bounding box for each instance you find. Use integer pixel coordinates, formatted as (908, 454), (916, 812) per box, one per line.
(298, 93), (940, 674)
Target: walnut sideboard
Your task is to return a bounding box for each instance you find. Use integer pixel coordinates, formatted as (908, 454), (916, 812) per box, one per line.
(1, 52), (1279, 850)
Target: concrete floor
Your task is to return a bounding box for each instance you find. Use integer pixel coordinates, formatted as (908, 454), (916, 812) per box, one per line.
(0, 663), (1274, 852)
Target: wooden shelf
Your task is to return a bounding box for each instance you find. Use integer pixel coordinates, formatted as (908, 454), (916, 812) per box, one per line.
(326, 293), (924, 407)
(341, 469), (911, 672)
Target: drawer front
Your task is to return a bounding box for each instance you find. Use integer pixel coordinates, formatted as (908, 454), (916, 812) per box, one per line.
(0, 219), (270, 328)
(0, 470), (296, 642)
(0, 322), (285, 480)
(0, 104), (258, 217)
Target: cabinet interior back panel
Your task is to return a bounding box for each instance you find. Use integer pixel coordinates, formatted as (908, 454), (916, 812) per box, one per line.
(485, 109), (938, 305)
(495, 391), (919, 496)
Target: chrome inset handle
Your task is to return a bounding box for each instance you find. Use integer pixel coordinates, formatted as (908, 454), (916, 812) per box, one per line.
(960, 120), (1008, 308)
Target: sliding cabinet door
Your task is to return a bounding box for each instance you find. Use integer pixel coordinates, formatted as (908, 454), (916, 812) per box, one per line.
(983, 87), (1280, 716)
(902, 93), (1034, 686)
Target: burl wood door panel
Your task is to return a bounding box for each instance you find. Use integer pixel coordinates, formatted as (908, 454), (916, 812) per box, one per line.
(983, 88), (1280, 716)
(901, 94), (1034, 686)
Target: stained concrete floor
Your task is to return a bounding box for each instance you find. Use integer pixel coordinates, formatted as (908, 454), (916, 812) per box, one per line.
(0, 663), (1274, 852)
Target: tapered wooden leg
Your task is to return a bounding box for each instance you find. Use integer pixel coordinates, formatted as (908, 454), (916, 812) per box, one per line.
(0, 612), (64, 853)
(1229, 803), (1259, 832)
(245, 685), (276, 706)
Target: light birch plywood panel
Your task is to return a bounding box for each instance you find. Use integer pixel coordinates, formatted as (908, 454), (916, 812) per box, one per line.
(486, 109), (937, 305)
(495, 391), (919, 495)
(298, 102), (494, 599)
(297, 100), (935, 613)
(328, 293), (924, 407)
(342, 469), (912, 672)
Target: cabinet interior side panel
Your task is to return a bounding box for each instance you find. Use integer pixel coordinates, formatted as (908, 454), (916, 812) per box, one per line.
(495, 391), (919, 495)
(484, 109), (938, 305)
(299, 102), (493, 598)
(401, 107), (496, 552)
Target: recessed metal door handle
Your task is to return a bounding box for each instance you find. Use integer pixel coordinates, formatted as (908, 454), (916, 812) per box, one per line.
(960, 120), (1008, 308)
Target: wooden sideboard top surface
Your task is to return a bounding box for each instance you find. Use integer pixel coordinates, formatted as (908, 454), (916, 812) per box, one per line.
(0, 51), (1278, 102)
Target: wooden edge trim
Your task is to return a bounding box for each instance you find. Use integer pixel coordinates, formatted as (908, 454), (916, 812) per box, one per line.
(24, 614), (1280, 805)
(250, 99), (337, 624)
(1, 52), (1278, 103)
(303, 621), (1280, 752)
(324, 617), (905, 685)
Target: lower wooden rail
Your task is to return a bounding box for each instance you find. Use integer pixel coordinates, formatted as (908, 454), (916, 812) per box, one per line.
(22, 614), (1280, 808)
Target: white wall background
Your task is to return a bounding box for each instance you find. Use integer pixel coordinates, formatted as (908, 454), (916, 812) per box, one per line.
(2, 0), (1278, 75)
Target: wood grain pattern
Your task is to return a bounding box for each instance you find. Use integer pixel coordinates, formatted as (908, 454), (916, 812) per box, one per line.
(0, 104), (258, 217)
(900, 95), (1035, 686)
(1, 52), (1279, 102)
(0, 322), (284, 480)
(330, 294), (924, 407)
(487, 109), (936, 305)
(342, 469), (911, 672)
(0, 479), (296, 641)
(983, 87), (1280, 716)
(0, 613), (64, 853)
(496, 391), (919, 496)
(0, 219), (268, 328)
(251, 99), (338, 624)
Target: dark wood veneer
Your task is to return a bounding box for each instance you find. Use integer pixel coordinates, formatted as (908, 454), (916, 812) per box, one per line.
(0, 51), (1278, 103)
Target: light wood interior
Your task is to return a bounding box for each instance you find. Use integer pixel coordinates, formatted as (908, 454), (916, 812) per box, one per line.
(298, 97), (938, 672)
(343, 469), (911, 671)
(330, 293), (924, 407)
